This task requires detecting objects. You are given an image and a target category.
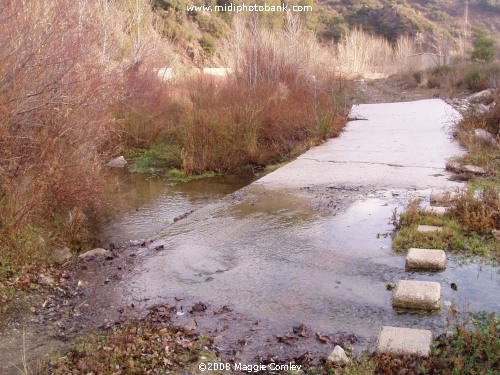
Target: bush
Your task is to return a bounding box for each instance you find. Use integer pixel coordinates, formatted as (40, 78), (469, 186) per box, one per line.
(178, 76), (345, 173)
(413, 71), (422, 84)
(448, 189), (499, 233)
(198, 35), (216, 56)
(471, 28), (496, 63)
(0, 0), (169, 271)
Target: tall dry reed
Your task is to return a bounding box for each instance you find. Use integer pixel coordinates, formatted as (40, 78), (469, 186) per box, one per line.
(0, 0), (168, 269)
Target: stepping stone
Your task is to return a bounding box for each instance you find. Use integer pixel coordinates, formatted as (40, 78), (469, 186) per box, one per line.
(376, 326), (433, 357)
(406, 248), (446, 271)
(417, 225), (443, 233)
(430, 189), (458, 204)
(423, 206), (447, 215)
(392, 280), (441, 310)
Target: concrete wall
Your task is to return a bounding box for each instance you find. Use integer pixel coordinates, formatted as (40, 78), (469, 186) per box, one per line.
(157, 67), (232, 81)
(407, 53), (449, 70)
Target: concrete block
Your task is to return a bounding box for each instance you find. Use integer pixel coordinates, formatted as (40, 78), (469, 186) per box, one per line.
(376, 326), (433, 357)
(430, 189), (458, 204)
(406, 248), (446, 271)
(423, 206), (447, 215)
(417, 225), (443, 233)
(202, 67), (232, 76)
(462, 165), (487, 175)
(392, 280), (441, 310)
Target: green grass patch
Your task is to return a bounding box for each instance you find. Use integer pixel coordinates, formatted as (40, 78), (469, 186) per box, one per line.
(166, 168), (218, 182)
(453, 148), (500, 172)
(129, 141), (182, 174)
(468, 176), (500, 193)
(392, 203), (499, 261)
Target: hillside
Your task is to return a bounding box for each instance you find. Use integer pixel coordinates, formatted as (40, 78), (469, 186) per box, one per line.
(149, 0), (499, 65)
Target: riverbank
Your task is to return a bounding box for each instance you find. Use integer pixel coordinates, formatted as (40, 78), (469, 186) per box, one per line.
(2, 76), (498, 373)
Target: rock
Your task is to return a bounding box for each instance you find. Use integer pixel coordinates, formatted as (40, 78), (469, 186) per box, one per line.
(461, 165), (487, 175)
(417, 225), (443, 233)
(376, 326), (433, 357)
(445, 161), (487, 175)
(78, 248), (111, 259)
(473, 129), (497, 148)
(52, 247), (72, 262)
(469, 89), (495, 104)
(423, 206), (447, 215)
(327, 345), (350, 364)
(445, 161), (463, 173)
(430, 189), (458, 204)
(184, 320), (197, 331)
(406, 248), (446, 271)
(392, 280), (441, 310)
(38, 274), (55, 287)
(105, 156), (127, 168)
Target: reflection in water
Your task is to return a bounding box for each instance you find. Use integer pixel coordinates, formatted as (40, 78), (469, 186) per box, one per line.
(99, 170), (256, 245)
(125, 194), (499, 352)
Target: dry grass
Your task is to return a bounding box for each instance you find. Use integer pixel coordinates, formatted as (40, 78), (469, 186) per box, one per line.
(0, 0), (169, 272)
(334, 28), (416, 78)
(119, 15), (350, 174)
(0, 4), (350, 272)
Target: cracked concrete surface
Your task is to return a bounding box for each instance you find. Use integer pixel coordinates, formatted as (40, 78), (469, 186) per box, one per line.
(257, 99), (465, 191)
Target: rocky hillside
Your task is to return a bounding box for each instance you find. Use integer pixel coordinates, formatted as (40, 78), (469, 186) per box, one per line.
(150, 0), (499, 64)
(318, 0), (500, 40)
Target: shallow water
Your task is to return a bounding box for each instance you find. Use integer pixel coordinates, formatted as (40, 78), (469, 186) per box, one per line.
(125, 192), (499, 351)
(108, 100), (498, 354)
(99, 170), (256, 245)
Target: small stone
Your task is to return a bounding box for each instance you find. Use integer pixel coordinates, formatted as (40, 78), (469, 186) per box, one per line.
(462, 165), (487, 175)
(430, 190), (458, 204)
(473, 128), (497, 148)
(105, 156), (127, 168)
(406, 248), (446, 271)
(376, 326), (433, 357)
(38, 274), (55, 287)
(184, 320), (197, 331)
(423, 206), (447, 215)
(78, 248), (111, 259)
(392, 280), (441, 310)
(417, 225), (443, 233)
(327, 345), (350, 364)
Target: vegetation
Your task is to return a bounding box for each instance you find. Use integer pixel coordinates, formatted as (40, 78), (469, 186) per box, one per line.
(40, 310), (499, 373)
(0, 1), (352, 275)
(392, 198), (498, 260)
(327, 312), (499, 374)
(471, 28), (497, 63)
(393, 96), (499, 262)
(410, 61), (500, 92)
(41, 316), (217, 374)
